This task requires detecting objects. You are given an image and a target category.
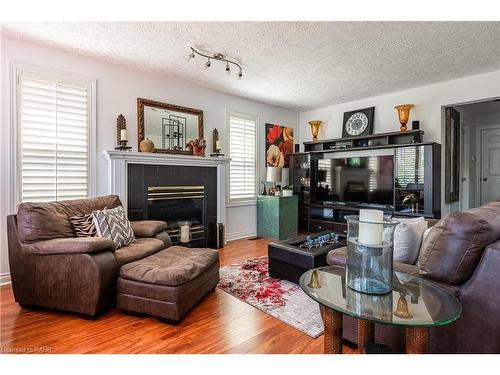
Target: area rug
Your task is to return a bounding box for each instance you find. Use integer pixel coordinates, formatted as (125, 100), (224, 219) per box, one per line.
(217, 256), (324, 338)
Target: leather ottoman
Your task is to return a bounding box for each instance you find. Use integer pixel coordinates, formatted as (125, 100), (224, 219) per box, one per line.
(117, 246), (220, 322)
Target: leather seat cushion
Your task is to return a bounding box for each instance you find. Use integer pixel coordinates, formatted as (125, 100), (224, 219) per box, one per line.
(419, 201), (500, 284)
(17, 195), (121, 242)
(130, 220), (168, 237)
(120, 246), (219, 287)
(114, 238), (165, 266)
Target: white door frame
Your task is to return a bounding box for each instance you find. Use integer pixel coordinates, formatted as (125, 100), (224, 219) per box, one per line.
(475, 124), (500, 207)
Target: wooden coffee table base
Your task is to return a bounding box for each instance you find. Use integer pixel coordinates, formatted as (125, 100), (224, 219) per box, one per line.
(321, 306), (429, 354)
(321, 306), (343, 354)
(405, 327), (429, 354)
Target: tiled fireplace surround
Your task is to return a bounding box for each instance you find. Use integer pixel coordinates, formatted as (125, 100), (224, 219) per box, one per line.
(103, 151), (230, 247)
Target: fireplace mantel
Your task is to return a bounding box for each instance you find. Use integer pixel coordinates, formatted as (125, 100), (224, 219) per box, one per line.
(102, 150), (230, 225)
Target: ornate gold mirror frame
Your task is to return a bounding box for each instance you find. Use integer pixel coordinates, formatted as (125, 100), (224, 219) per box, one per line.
(137, 97), (204, 155)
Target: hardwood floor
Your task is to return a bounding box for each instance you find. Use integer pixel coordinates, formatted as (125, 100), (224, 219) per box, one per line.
(0, 237), (356, 354)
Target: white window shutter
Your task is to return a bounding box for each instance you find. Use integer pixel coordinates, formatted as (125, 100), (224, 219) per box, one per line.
(229, 113), (257, 202)
(19, 74), (89, 203)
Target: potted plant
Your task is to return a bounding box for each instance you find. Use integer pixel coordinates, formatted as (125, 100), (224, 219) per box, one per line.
(282, 185), (293, 196)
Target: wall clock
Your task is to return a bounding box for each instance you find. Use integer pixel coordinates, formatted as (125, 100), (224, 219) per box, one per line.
(342, 107), (375, 138)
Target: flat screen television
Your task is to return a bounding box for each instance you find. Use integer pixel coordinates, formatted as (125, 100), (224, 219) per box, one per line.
(315, 155), (394, 207)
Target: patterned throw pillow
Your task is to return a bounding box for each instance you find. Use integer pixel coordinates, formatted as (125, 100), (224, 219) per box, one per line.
(69, 213), (97, 237)
(92, 206), (135, 249)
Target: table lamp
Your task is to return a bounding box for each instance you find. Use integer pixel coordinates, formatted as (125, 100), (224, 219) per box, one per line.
(266, 166), (282, 188)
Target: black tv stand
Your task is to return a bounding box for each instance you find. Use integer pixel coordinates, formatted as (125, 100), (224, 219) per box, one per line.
(289, 141), (441, 234)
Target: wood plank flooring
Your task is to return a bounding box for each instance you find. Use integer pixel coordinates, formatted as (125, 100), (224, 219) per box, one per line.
(0, 237), (356, 354)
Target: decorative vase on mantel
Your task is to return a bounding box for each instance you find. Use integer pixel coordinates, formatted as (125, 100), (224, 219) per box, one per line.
(139, 138), (155, 152)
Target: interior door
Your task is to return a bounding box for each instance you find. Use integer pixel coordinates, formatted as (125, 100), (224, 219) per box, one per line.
(480, 127), (500, 205)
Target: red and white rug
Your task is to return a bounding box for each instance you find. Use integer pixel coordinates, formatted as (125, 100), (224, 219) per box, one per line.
(217, 256), (324, 338)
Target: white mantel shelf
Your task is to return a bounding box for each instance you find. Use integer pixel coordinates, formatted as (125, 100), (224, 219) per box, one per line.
(102, 150), (230, 229)
(103, 150), (230, 166)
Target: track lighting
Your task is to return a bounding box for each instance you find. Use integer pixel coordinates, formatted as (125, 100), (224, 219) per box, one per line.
(189, 47), (243, 79)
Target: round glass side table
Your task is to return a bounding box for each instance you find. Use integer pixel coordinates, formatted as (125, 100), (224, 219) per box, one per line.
(300, 265), (462, 354)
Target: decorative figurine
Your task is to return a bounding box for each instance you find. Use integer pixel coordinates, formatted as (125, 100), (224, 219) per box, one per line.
(186, 138), (206, 156)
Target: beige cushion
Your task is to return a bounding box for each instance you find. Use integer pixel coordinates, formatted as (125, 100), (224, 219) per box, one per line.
(120, 246), (219, 287)
(114, 238), (165, 266)
(393, 217), (428, 264)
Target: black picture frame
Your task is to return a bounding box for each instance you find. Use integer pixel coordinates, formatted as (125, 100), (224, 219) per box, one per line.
(342, 107), (375, 138)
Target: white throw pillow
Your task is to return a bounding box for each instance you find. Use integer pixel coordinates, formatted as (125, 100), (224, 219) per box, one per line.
(393, 217), (428, 264)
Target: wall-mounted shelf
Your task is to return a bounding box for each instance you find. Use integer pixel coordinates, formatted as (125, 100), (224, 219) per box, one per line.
(302, 130), (424, 152)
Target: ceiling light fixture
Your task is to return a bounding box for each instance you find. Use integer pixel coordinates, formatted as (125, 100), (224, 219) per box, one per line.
(189, 47), (243, 79)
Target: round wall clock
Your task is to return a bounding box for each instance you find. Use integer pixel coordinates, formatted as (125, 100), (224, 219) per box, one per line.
(342, 107), (375, 138)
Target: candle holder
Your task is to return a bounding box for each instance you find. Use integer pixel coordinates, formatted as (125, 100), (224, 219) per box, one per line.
(345, 215), (399, 295)
(115, 114), (132, 151)
(210, 128), (225, 157)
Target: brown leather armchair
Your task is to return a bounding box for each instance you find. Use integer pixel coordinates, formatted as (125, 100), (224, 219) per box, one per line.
(326, 201), (500, 353)
(7, 195), (170, 317)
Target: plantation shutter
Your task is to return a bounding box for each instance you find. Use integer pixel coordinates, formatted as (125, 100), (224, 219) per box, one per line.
(229, 112), (257, 202)
(18, 73), (90, 203)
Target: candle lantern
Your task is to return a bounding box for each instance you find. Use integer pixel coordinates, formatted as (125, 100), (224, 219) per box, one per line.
(345, 211), (399, 295)
(115, 114), (132, 151)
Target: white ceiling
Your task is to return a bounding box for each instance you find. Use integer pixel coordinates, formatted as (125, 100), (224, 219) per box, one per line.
(3, 22), (500, 112)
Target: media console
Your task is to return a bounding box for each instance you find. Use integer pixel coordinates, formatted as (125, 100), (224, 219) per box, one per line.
(290, 139), (441, 234)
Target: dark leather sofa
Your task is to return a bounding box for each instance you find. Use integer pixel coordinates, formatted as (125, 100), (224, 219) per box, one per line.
(327, 200), (500, 353)
(7, 195), (170, 317)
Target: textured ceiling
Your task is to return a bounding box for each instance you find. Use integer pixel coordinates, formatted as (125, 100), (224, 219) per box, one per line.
(3, 22), (500, 111)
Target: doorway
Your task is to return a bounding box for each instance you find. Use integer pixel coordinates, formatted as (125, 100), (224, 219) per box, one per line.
(448, 100), (500, 211)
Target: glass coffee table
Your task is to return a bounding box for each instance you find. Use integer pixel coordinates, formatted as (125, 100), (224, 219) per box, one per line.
(300, 265), (462, 354)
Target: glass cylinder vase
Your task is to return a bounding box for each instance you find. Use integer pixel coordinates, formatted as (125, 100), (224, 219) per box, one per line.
(345, 214), (398, 295)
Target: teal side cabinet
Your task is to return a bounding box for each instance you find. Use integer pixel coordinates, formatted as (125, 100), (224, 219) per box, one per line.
(257, 195), (298, 240)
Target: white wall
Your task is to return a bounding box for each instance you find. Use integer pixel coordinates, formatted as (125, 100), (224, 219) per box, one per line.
(0, 35), (299, 282)
(299, 70), (500, 214)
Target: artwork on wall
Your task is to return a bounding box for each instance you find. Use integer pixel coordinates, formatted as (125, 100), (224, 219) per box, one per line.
(265, 124), (294, 168)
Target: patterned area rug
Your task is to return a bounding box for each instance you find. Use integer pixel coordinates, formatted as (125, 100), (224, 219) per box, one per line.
(217, 256), (324, 338)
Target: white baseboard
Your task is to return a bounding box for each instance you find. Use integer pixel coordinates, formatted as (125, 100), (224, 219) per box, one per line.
(226, 230), (257, 242)
(0, 273), (11, 285)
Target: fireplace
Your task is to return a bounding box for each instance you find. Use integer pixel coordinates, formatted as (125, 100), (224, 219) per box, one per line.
(126, 162), (219, 248)
(147, 185), (206, 244)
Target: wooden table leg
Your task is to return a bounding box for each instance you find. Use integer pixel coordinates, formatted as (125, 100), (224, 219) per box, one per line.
(357, 320), (375, 353)
(321, 305), (343, 354)
(405, 327), (429, 354)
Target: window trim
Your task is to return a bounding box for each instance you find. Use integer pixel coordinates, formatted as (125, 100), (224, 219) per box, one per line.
(226, 109), (259, 206)
(10, 61), (97, 206)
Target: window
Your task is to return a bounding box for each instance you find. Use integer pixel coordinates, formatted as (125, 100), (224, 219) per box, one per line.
(228, 111), (257, 203)
(16, 67), (95, 203)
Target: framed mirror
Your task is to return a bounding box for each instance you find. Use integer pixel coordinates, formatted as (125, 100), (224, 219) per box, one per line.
(137, 98), (204, 154)
(445, 107), (460, 204)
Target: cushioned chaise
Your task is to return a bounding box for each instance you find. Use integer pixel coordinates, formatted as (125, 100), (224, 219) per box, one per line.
(117, 246), (220, 322)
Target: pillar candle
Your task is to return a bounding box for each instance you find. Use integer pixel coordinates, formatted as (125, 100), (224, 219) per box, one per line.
(215, 140), (221, 150)
(120, 129), (127, 141)
(358, 209), (384, 246)
(180, 225), (191, 243)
